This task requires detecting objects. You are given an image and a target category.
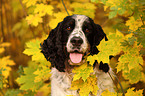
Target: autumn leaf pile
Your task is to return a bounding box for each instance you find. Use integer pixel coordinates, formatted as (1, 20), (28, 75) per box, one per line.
(0, 0), (145, 96)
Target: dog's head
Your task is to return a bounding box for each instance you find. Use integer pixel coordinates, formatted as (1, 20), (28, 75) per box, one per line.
(41, 15), (108, 72)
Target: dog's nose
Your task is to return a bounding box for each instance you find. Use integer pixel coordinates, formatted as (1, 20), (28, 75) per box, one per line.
(70, 37), (83, 46)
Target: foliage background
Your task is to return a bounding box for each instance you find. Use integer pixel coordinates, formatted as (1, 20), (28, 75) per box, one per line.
(0, 0), (145, 95)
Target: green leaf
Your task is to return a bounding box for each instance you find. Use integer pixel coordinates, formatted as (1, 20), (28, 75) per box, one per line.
(101, 0), (107, 4)
(16, 64), (43, 91)
(118, 7), (126, 15)
(24, 90), (35, 96)
(109, 11), (117, 19)
(91, 0), (99, 3)
(5, 89), (23, 96)
(72, 63), (94, 81)
(23, 40), (45, 61)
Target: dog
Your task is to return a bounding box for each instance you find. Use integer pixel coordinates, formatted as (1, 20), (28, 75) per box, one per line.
(41, 15), (114, 96)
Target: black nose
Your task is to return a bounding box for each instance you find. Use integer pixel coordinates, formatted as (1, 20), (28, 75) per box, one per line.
(70, 37), (83, 46)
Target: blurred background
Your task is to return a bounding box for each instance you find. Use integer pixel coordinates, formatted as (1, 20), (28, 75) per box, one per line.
(0, 0), (145, 95)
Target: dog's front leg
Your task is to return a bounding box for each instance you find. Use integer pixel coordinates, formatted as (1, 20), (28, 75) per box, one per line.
(93, 61), (115, 96)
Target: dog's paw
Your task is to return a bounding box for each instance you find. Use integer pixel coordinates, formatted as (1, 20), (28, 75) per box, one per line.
(99, 61), (109, 73)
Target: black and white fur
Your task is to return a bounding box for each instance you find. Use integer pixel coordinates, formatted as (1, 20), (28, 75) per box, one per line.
(41, 15), (114, 96)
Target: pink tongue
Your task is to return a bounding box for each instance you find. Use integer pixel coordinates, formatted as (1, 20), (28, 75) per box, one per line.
(69, 53), (83, 63)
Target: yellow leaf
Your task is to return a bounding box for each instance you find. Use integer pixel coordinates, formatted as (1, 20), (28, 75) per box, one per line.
(70, 76), (98, 96)
(70, 2), (96, 19)
(0, 48), (5, 54)
(125, 88), (143, 96)
(36, 83), (51, 96)
(96, 30), (124, 63)
(22, 0), (38, 7)
(72, 62), (94, 81)
(0, 56), (15, 78)
(49, 12), (71, 29)
(70, 2), (96, 10)
(26, 14), (42, 26)
(126, 16), (143, 31)
(104, 6), (109, 11)
(0, 42), (11, 47)
(87, 55), (97, 66)
(34, 65), (51, 82)
(101, 90), (117, 96)
(34, 4), (53, 16)
(23, 39), (48, 61)
(0, 42), (11, 54)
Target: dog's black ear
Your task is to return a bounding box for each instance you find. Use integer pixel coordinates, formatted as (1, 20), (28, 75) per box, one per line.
(41, 22), (66, 72)
(89, 18), (108, 54)
(94, 24), (108, 45)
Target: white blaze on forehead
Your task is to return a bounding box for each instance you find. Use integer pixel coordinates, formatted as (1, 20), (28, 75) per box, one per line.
(71, 15), (88, 37)
(66, 15), (89, 53)
(72, 15), (88, 28)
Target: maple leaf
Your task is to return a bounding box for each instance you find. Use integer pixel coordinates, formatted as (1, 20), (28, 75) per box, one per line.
(22, 0), (38, 8)
(125, 88), (143, 96)
(116, 38), (144, 84)
(23, 39), (45, 61)
(70, 2), (96, 19)
(16, 63), (43, 91)
(87, 55), (97, 66)
(0, 42), (11, 54)
(0, 68), (8, 88)
(26, 14), (42, 26)
(122, 68), (143, 84)
(70, 76), (98, 96)
(23, 37), (51, 83)
(101, 90), (118, 96)
(0, 56), (15, 78)
(93, 30), (124, 64)
(5, 89), (23, 96)
(48, 12), (71, 29)
(0, 47), (5, 54)
(34, 63), (51, 82)
(126, 16), (143, 31)
(34, 4), (53, 16)
(36, 83), (51, 96)
(72, 62), (94, 81)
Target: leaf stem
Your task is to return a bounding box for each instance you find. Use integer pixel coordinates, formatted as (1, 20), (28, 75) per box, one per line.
(19, 0), (27, 17)
(108, 72), (125, 96)
(140, 15), (144, 25)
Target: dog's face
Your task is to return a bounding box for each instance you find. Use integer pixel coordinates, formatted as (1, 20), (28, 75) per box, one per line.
(41, 14), (107, 72)
(65, 15), (92, 64)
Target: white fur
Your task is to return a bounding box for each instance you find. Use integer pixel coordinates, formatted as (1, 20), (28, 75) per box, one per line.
(51, 68), (78, 96)
(51, 65), (114, 96)
(94, 65), (115, 96)
(66, 15), (89, 53)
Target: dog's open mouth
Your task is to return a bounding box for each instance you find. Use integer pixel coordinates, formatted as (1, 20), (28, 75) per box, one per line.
(69, 50), (84, 64)
(69, 53), (83, 64)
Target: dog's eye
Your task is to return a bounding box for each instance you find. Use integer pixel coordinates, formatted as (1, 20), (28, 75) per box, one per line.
(85, 28), (89, 32)
(67, 26), (71, 31)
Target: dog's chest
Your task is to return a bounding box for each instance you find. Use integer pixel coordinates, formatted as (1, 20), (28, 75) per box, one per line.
(51, 68), (78, 96)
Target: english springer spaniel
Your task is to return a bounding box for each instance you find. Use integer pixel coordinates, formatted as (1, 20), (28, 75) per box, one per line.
(41, 15), (114, 96)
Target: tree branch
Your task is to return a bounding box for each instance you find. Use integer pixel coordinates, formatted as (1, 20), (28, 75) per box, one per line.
(19, 0), (36, 38)
(19, 0), (27, 17)
(0, 0), (5, 41)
